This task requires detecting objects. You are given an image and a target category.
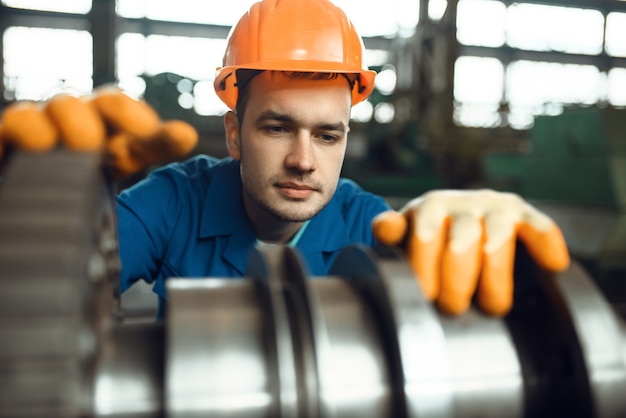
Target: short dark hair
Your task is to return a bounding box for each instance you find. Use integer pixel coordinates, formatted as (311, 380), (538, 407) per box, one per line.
(234, 69), (356, 125)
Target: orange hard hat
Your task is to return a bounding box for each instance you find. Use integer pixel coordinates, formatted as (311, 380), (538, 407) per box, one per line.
(214, 0), (377, 110)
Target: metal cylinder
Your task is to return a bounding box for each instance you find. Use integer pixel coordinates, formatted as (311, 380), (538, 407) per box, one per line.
(166, 279), (278, 417)
(94, 322), (165, 418)
(329, 246), (523, 418)
(163, 245), (626, 417)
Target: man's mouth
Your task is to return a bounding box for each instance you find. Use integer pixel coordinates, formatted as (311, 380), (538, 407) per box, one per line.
(275, 182), (318, 199)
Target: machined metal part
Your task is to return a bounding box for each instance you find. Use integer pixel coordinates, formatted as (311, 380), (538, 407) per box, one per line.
(2, 151), (626, 418)
(94, 322), (165, 418)
(552, 262), (626, 416)
(331, 246), (524, 418)
(166, 278), (275, 417)
(0, 151), (118, 417)
(163, 245), (626, 418)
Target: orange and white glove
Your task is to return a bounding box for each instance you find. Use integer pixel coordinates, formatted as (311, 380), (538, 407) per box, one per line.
(373, 189), (570, 316)
(0, 87), (198, 179)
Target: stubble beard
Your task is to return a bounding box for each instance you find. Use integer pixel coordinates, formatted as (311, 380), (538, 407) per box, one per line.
(242, 176), (330, 223)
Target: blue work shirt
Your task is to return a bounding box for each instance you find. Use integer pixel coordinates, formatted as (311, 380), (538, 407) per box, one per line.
(116, 155), (391, 316)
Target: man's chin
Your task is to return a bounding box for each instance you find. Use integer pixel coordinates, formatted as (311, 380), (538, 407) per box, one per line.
(266, 202), (322, 223)
(270, 209), (316, 223)
(244, 187), (329, 223)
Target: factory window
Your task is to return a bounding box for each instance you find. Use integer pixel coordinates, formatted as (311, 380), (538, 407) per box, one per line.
(352, 101), (375, 123)
(457, 1), (605, 54)
(375, 65), (398, 96)
(608, 69), (626, 106)
(606, 13), (626, 57)
(454, 1), (622, 128)
(116, 33), (228, 115)
(506, 61), (603, 129)
(506, 4), (604, 55)
(429, 0), (449, 21)
(116, 0), (251, 26)
(1, 0), (91, 13)
(3, 26), (93, 101)
(374, 102), (396, 124)
(453, 56), (504, 127)
(116, 0), (420, 38)
(330, 0), (420, 37)
(457, 0), (506, 48)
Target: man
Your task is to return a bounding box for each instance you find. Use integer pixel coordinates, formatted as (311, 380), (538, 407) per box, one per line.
(116, 0), (570, 319)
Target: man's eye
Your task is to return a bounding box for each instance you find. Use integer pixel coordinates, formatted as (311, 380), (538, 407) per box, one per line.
(264, 125), (287, 134)
(319, 134), (340, 143)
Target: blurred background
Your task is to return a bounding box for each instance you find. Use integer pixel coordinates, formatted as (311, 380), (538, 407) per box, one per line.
(1, 0), (626, 314)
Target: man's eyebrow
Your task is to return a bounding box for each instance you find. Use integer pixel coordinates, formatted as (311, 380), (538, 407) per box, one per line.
(256, 110), (295, 125)
(256, 110), (348, 132)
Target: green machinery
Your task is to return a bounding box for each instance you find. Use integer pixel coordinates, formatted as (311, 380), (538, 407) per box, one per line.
(486, 107), (626, 208)
(484, 107), (626, 313)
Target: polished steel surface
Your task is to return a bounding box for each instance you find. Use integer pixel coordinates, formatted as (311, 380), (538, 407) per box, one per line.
(94, 322), (165, 417)
(247, 246), (309, 417)
(308, 278), (393, 417)
(553, 262), (626, 417)
(375, 259), (454, 418)
(331, 246), (523, 418)
(166, 279), (274, 418)
(330, 247), (453, 418)
(439, 311), (523, 418)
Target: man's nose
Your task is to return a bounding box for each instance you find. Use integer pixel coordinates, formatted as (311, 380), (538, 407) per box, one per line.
(285, 133), (316, 173)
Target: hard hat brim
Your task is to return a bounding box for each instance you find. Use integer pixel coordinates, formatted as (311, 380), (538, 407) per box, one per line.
(214, 62), (377, 111)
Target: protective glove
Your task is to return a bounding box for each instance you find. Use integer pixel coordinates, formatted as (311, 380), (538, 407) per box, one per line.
(0, 87), (198, 179)
(372, 189), (570, 316)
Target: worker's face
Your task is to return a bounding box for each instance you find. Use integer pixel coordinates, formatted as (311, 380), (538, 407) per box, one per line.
(225, 71), (351, 222)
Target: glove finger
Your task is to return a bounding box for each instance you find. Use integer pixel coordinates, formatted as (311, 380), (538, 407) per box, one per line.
(372, 210), (408, 245)
(518, 221), (570, 272)
(436, 214), (482, 315)
(90, 88), (160, 138)
(155, 120), (198, 156)
(478, 233), (516, 316)
(0, 102), (58, 151)
(45, 94), (106, 151)
(106, 132), (146, 179)
(406, 213), (449, 301)
(128, 120), (198, 165)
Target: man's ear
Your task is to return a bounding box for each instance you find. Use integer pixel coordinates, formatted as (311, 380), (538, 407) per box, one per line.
(224, 111), (241, 160)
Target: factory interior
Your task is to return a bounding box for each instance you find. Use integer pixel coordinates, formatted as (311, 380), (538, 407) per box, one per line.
(1, 0), (626, 416)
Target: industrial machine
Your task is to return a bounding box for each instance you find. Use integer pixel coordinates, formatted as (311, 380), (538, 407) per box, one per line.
(484, 107), (626, 317)
(1, 150), (625, 417)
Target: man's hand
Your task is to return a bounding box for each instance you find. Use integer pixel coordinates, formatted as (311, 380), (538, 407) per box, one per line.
(373, 189), (570, 316)
(0, 87), (198, 179)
